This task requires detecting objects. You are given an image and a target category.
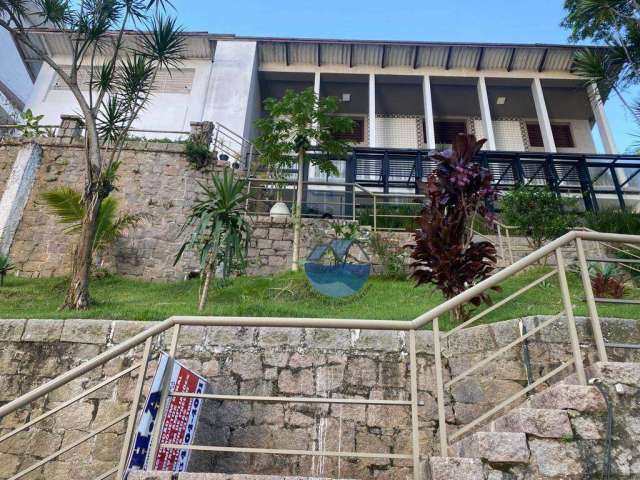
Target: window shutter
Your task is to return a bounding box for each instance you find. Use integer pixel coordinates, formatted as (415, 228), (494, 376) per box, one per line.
(434, 121), (467, 145)
(551, 124), (574, 148)
(527, 123), (574, 149)
(526, 123), (544, 148)
(334, 117), (365, 143)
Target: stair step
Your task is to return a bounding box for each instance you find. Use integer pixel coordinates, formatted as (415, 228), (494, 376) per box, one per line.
(427, 457), (485, 480)
(526, 383), (606, 413)
(128, 473), (343, 480)
(448, 432), (530, 464)
(490, 408), (572, 439)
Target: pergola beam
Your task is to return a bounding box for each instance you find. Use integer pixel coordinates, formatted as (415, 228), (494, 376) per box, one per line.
(476, 47), (484, 71)
(412, 46), (419, 69)
(506, 47), (516, 72)
(445, 46), (452, 70)
(538, 48), (549, 72)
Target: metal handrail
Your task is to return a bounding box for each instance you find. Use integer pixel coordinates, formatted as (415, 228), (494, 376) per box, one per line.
(1, 229), (640, 479)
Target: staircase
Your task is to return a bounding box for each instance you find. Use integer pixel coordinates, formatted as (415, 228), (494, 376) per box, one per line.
(426, 362), (640, 479)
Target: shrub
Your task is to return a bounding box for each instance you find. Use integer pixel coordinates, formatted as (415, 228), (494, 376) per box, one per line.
(582, 209), (640, 235)
(500, 186), (578, 249)
(589, 262), (626, 298)
(410, 134), (498, 322)
(369, 232), (408, 280)
(185, 140), (211, 169)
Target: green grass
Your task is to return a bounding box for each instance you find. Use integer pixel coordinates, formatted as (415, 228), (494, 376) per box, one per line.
(1, 268), (639, 328)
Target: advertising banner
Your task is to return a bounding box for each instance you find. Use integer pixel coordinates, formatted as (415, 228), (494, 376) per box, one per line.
(125, 353), (207, 477)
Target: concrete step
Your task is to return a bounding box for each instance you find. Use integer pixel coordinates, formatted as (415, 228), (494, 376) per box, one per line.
(526, 383), (606, 413)
(489, 407), (573, 439)
(448, 431), (530, 464)
(128, 473), (344, 480)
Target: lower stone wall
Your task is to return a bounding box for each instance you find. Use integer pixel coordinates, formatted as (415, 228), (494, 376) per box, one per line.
(0, 316), (638, 480)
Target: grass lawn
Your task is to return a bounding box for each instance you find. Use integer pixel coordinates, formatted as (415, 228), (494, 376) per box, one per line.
(1, 268), (640, 329)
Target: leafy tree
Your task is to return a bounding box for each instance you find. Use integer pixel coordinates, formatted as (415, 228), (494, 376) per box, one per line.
(410, 134), (498, 323)
(41, 187), (144, 262)
(254, 88), (354, 271)
(0, 254), (14, 287)
(0, 0), (186, 309)
(563, 0), (640, 132)
(500, 186), (578, 250)
(175, 169), (251, 311)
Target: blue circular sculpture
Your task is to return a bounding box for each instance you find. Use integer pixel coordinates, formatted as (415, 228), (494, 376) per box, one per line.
(304, 239), (371, 298)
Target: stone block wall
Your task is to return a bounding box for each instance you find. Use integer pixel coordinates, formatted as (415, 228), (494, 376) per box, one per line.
(0, 316), (638, 480)
(1, 138), (222, 280)
(0, 142), (21, 197)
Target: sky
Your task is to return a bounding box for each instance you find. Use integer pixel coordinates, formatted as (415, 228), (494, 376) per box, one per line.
(172, 0), (638, 152)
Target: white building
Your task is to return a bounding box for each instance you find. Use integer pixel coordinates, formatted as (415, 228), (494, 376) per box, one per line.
(0, 28), (34, 123)
(8, 32), (634, 211)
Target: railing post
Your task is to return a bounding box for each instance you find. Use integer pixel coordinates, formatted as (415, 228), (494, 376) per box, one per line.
(147, 323), (182, 468)
(352, 186), (356, 221)
(373, 195), (378, 232)
(496, 223), (505, 264)
(505, 227), (515, 264)
(575, 237), (609, 362)
(432, 317), (448, 455)
(555, 248), (587, 386)
(408, 330), (422, 480)
(117, 337), (153, 478)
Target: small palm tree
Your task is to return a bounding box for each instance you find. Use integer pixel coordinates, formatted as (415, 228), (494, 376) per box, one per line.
(175, 169), (251, 311)
(0, 254), (14, 287)
(41, 187), (144, 264)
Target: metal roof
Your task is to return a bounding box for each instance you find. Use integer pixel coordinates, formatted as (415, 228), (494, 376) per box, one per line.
(249, 37), (595, 73)
(17, 30), (603, 75)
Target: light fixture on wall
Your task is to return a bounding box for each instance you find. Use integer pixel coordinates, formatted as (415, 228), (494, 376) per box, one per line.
(342, 93), (351, 102)
(496, 96), (506, 105)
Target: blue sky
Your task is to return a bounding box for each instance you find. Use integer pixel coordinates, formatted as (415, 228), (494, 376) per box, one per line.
(172, 0), (638, 152)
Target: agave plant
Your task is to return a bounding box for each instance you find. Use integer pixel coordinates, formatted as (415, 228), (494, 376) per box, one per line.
(175, 169), (252, 311)
(410, 134), (498, 322)
(41, 187), (144, 261)
(0, 254), (14, 287)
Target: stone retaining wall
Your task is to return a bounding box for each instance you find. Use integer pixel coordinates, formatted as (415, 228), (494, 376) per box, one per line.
(0, 316), (638, 480)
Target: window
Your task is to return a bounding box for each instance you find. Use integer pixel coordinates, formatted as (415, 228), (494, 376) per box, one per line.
(431, 121), (467, 145)
(52, 66), (195, 94)
(333, 116), (365, 143)
(527, 123), (575, 149)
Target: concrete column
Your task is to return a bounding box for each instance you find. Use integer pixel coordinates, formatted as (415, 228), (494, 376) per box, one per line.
(0, 143), (42, 255)
(587, 84), (617, 154)
(531, 78), (557, 153)
(369, 74), (376, 147)
(311, 72), (321, 146)
(477, 77), (496, 150)
(202, 40), (258, 138)
(423, 75), (436, 149)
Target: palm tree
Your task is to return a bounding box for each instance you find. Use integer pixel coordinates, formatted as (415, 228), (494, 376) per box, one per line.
(0, 254), (14, 287)
(175, 169), (252, 311)
(41, 187), (144, 264)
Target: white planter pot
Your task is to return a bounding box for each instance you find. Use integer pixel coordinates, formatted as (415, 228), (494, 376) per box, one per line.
(270, 202), (290, 218)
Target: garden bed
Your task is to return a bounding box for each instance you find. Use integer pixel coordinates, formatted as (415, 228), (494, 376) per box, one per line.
(2, 268), (640, 327)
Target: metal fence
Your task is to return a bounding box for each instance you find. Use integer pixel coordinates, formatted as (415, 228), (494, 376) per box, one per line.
(0, 230), (637, 480)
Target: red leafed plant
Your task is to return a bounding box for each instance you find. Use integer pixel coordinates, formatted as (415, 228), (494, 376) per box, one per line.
(589, 262), (626, 299)
(410, 134), (498, 322)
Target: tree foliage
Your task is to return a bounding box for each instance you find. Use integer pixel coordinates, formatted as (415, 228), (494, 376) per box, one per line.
(500, 186), (578, 249)
(254, 88), (355, 176)
(410, 134), (498, 317)
(563, 0), (640, 134)
(0, 0), (186, 308)
(41, 187), (144, 255)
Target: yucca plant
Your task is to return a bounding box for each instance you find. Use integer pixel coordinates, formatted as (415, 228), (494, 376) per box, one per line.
(0, 0), (186, 309)
(175, 169), (252, 311)
(0, 254), (14, 287)
(41, 187), (144, 263)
